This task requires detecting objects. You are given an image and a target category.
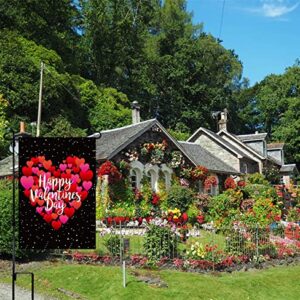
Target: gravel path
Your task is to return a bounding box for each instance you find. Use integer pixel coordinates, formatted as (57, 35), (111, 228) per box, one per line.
(0, 283), (55, 300)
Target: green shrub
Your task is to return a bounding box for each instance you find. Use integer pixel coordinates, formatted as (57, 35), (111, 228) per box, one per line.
(166, 185), (194, 212)
(104, 235), (121, 256)
(208, 193), (240, 228)
(246, 173), (268, 185)
(0, 179), (14, 256)
(0, 179), (48, 259)
(144, 224), (179, 262)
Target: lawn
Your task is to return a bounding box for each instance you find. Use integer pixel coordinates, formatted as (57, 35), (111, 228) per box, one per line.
(1, 262), (300, 300)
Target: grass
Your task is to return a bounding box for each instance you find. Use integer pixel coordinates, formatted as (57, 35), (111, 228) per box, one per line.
(1, 262), (300, 300)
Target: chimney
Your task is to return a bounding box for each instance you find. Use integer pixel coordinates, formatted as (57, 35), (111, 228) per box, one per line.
(20, 121), (25, 133)
(218, 108), (228, 131)
(131, 101), (140, 124)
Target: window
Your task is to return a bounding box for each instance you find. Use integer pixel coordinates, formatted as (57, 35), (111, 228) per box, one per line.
(161, 164), (173, 191)
(129, 161), (144, 189)
(130, 169), (137, 189)
(145, 164), (159, 192)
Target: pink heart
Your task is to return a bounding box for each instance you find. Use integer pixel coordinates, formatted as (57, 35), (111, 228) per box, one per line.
(32, 167), (39, 174)
(67, 164), (72, 168)
(83, 181), (92, 191)
(80, 163), (90, 172)
(59, 164), (67, 171)
(36, 207), (44, 215)
(71, 174), (79, 183)
(20, 176), (34, 190)
(59, 215), (69, 224)
(76, 186), (82, 192)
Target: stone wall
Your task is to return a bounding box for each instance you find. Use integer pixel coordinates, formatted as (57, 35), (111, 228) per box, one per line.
(194, 134), (240, 171)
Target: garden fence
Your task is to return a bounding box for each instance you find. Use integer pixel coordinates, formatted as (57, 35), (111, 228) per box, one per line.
(69, 221), (300, 271)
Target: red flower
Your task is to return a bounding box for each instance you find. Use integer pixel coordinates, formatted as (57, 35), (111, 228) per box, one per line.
(191, 165), (209, 181)
(98, 161), (122, 183)
(224, 177), (236, 189)
(151, 193), (160, 205)
(237, 180), (246, 187)
(181, 212), (188, 223)
(204, 176), (218, 189)
(197, 214), (205, 224)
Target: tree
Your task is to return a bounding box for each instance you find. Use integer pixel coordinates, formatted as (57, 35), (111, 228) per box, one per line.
(273, 98), (300, 165)
(0, 0), (80, 72)
(89, 87), (131, 131)
(132, 0), (243, 132)
(0, 31), (89, 136)
(0, 95), (9, 157)
(80, 0), (159, 87)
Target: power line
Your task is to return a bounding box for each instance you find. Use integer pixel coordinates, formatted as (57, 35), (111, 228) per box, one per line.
(218, 0), (226, 40)
(43, 65), (81, 102)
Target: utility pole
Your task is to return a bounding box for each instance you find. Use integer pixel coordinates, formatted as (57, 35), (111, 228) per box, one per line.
(36, 62), (44, 137)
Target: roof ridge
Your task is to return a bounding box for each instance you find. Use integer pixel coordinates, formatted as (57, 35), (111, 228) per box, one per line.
(100, 119), (156, 133)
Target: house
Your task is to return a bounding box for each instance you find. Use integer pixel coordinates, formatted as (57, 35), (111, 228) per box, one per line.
(187, 109), (298, 184)
(90, 103), (239, 194)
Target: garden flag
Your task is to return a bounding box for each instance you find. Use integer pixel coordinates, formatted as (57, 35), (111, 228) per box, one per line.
(19, 137), (96, 249)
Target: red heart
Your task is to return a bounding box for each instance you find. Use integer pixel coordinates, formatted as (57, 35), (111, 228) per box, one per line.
(80, 191), (88, 201)
(31, 157), (39, 165)
(22, 166), (32, 176)
(53, 170), (61, 177)
(51, 213), (58, 220)
(27, 161), (34, 168)
(37, 199), (45, 206)
(43, 214), (52, 223)
(51, 220), (62, 230)
(72, 201), (81, 210)
(43, 160), (52, 170)
(75, 157), (85, 166)
(80, 170), (93, 181)
(73, 167), (80, 173)
(66, 156), (75, 165)
(64, 207), (75, 218)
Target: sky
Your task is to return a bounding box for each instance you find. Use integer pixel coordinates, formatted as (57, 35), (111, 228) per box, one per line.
(186, 0), (300, 85)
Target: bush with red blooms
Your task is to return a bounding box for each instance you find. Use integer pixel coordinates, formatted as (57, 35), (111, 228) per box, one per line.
(224, 177), (236, 189)
(98, 161), (122, 183)
(237, 180), (246, 187)
(196, 214), (205, 224)
(191, 165), (209, 181)
(151, 193), (160, 205)
(204, 176), (218, 189)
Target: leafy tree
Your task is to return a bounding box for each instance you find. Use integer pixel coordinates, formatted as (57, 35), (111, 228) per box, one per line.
(0, 0), (80, 71)
(0, 95), (9, 157)
(80, 0), (159, 87)
(273, 97), (300, 164)
(44, 116), (87, 137)
(0, 31), (89, 135)
(89, 87), (131, 131)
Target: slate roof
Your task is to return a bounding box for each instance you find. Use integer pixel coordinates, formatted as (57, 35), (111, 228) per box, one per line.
(280, 164), (299, 174)
(267, 143), (284, 150)
(218, 130), (265, 160)
(179, 142), (238, 174)
(92, 119), (157, 160)
(0, 155), (18, 177)
(188, 127), (253, 159)
(267, 155), (282, 166)
(237, 133), (267, 142)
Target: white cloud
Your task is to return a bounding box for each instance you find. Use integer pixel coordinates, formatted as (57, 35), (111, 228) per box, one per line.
(248, 0), (299, 18)
(262, 3), (298, 17)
